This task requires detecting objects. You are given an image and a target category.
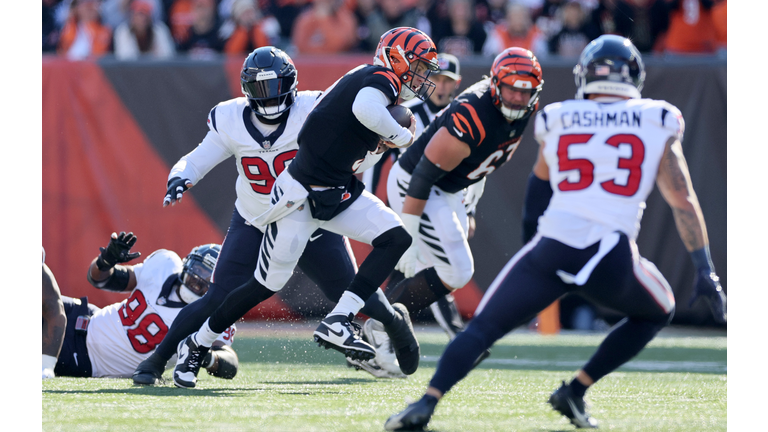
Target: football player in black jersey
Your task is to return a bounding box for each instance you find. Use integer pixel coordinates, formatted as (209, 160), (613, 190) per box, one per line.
(381, 47), (544, 353)
(171, 28), (440, 385)
(133, 46), (426, 387)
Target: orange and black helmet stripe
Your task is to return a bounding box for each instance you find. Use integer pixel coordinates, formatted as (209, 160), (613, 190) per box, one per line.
(380, 27), (438, 68)
(492, 48), (543, 84)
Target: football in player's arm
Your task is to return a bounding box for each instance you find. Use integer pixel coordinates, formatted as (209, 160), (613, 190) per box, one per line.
(380, 48), (543, 356)
(138, 38), (438, 388)
(44, 231), (238, 379)
(384, 35), (726, 431)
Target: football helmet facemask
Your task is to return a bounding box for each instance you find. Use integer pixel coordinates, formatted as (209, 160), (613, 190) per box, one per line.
(489, 47), (544, 121)
(179, 243), (221, 304)
(241, 46), (298, 120)
(573, 35), (645, 100)
(374, 27), (439, 101)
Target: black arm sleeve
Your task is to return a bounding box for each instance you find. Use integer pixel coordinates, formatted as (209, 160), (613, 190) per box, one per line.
(407, 155), (449, 200)
(86, 265), (131, 292)
(521, 172), (553, 244)
(206, 345), (239, 379)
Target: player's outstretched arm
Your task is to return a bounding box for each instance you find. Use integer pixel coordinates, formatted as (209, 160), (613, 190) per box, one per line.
(521, 144), (552, 244)
(656, 137), (726, 323)
(42, 263), (66, 378)
(87, 232), (139, 292)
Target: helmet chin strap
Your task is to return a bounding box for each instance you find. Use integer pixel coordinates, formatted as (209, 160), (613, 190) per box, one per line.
(255, 102), (288, 119)
(178, 283), (203, 304)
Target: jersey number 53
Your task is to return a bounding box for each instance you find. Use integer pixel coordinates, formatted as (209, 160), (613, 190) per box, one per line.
(557, 133), (645, 197)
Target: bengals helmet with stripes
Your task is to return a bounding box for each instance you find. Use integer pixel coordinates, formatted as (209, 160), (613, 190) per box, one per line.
(374, 27), (439, 101)
(489, 47), (544, 121)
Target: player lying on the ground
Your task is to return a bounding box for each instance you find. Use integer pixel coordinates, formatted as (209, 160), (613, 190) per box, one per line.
(384, 35), (726, 431)
(42, 233), (238, 379)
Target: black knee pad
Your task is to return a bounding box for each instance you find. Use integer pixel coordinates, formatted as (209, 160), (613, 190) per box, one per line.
(373, 226), (412, 254)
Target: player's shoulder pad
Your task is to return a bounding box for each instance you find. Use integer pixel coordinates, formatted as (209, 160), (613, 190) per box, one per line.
(208, 98), (247, 134)
(448, 99), (488, 146)
(138, 249), (183, 275)
(634, 99), (685, 141)
(363, 65), (402, 103)
(534, 102), (565, 142)
(294, 90), (323, 113)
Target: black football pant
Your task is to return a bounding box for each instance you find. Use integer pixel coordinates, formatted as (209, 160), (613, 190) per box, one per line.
(429, 233), (675, 395)
(153, 209), (396, 361)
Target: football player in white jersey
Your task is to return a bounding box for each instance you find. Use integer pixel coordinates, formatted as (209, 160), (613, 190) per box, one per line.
(45, 233), (238, 379)
(385, 35), (727, 431)
(134, 46), (421, 388)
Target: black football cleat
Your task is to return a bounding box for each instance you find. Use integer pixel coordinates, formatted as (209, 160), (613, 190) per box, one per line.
(384, 395), (439, 431)
(173, 334), (210, 389)
(384, 303), (420, 375)
(132, 354), (166, 385)
(314, 313), (376, 361)
(548, 381), (598, 429)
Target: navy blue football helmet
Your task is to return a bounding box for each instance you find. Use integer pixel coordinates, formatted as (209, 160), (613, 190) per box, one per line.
(573, 35), (645, 99)
(241, 47), (298, 119)
(179, 244), (220, 304)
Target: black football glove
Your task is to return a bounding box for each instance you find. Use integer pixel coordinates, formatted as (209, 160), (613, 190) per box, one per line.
(163, 177), (193, 207)
(689, 268), (727, 324)
(96, 232), (141, 271)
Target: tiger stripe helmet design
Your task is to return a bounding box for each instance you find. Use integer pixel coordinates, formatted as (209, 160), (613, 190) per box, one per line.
(374, 27), (439, 101)
(490, 47), (544, 121)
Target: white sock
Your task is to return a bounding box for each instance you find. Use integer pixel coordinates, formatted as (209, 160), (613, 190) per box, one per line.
(330, 291), (365, 317)
(193, 319), (218, 348)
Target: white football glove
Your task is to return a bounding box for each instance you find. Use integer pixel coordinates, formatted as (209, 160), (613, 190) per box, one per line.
(463, 177), (486, 216)
(42, 354), (57, 379)
(395, 214), (422, 278)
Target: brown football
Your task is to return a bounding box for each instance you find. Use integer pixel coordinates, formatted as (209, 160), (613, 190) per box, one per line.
(387, 104), (413, 128)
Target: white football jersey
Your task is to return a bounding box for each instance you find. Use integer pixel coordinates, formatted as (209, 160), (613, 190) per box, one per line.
(85, 250), (236, 378)
(535, 98), (685, 248)
(169, 91), (322, 227)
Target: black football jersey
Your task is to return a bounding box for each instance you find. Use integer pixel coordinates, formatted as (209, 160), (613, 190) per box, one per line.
(289, 64), (402, 187)
(398, 78), (533, 193)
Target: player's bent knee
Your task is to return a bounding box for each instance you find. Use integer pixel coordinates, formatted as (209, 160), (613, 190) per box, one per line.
(438, 268), (473, 291)
(373, 226), (412, 254)
(207, 345), (239, 379)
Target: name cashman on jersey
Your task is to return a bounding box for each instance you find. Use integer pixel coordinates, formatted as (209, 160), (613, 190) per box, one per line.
(559, 109), (641, 130)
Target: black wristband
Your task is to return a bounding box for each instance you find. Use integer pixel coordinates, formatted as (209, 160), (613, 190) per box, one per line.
(690, 247), (714, 272)
(95, 255), (113, 271)
(407, 155), (448, 200)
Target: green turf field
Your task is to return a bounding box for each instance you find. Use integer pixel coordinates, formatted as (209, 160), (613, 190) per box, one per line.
(42, 324), (726, 431)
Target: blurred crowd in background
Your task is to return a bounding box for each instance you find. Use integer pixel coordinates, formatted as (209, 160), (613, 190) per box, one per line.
(43, 0), (726, 61)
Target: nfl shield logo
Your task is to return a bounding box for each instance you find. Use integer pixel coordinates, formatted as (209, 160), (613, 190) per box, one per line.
(262, 140), (271, 149)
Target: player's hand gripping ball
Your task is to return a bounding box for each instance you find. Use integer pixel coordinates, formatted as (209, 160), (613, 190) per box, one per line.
(388, 104), (413, 128)
(379, 105), (415, 151)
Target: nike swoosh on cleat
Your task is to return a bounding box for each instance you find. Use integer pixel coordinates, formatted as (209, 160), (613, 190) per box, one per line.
(566, 399), (591, 427)
(326, 326), (345, 338)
